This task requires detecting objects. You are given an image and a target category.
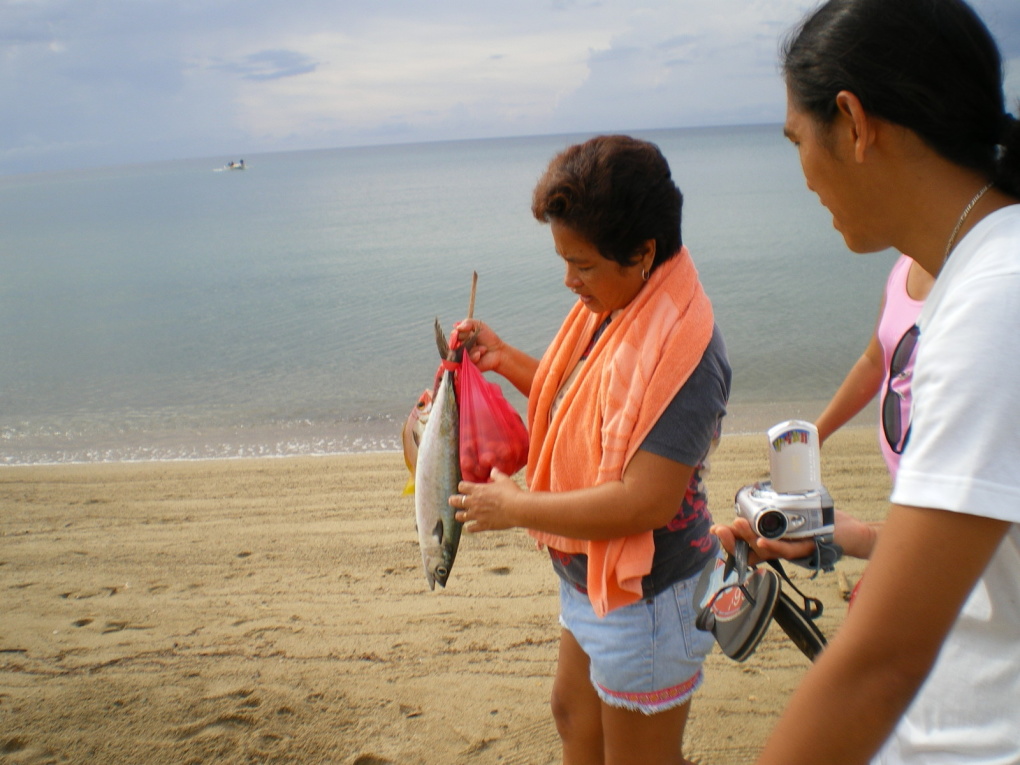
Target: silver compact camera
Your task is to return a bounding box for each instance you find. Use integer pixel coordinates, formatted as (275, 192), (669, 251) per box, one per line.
(735, 420), (835, 541)
(734, 481), (835, 540)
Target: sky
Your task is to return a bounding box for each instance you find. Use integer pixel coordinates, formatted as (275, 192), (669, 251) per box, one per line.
(3, 0), (1020, 176)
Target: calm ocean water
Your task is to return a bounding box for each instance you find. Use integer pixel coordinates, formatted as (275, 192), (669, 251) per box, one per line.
(0, 125), (896, 465)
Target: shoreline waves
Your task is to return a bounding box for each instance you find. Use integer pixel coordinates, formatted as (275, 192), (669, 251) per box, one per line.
(1, 398), (879, 466)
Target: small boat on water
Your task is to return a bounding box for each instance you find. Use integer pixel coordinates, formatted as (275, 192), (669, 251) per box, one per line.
(214, 159), (247, 173)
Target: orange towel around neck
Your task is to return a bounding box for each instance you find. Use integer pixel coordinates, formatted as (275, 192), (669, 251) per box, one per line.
(526, 248), (714, 617)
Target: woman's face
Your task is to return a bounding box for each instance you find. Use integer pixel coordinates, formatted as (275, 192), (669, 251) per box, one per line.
(551, 220), (651, 314)
(784, 94), (882, 253)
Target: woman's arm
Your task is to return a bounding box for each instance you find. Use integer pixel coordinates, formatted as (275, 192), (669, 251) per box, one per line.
(815, 323), (886, 445)
(454, 448), (694, 539)
(755, 504), (1009, 765)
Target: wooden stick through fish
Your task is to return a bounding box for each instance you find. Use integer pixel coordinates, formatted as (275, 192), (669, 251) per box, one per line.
(467, 271), (478, 319)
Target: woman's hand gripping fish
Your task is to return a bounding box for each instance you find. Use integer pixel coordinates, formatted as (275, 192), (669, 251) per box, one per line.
(415, 319), (475, 590)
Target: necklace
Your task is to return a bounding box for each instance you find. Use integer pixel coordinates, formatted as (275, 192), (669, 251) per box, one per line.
(944, 182), (993, 263)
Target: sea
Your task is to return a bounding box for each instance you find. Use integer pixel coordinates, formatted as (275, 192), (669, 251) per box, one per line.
(0, 124), (897, 465)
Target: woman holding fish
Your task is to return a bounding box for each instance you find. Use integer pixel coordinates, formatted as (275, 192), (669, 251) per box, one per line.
(452, 134), (731, 765)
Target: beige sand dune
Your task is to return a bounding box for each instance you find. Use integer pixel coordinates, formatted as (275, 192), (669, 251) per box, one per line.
(0, 428), (888, 764)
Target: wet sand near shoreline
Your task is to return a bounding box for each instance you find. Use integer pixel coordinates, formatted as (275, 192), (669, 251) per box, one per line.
(0, 428), (887, 764)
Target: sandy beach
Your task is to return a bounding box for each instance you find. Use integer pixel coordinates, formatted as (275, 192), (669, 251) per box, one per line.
(0, 428), (890, 764)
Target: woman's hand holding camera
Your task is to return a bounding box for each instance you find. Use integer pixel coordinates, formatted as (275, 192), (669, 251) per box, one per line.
(711, 510), (880, 565)
(711, 517), (816, 565)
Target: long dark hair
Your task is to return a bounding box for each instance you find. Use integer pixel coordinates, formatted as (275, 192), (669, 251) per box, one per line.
(783, 0), (1020, 196)
(531, 135), (683, 272)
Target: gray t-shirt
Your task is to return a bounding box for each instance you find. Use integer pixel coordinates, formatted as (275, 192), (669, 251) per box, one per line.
(550, 324), (731, 598)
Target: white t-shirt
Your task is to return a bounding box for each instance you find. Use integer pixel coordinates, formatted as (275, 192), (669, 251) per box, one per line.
(879, 206), (1020, 764)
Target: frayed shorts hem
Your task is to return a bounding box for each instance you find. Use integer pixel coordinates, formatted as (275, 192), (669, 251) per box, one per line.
(595, 669), (703, 715)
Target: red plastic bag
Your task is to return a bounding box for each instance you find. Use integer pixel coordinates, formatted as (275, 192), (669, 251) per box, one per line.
(456, 354), (529, 483)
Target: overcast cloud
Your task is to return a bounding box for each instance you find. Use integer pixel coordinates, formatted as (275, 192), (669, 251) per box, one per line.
(2, 0), (1019, 175)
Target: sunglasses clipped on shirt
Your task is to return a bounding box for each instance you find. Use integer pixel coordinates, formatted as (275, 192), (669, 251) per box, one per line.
(882, 324), (920, 455)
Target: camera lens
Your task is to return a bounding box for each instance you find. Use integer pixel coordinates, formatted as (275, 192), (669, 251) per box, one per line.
(756, 510), (788, 539)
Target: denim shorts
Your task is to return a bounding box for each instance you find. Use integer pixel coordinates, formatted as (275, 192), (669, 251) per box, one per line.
(559, 575), (714, 715)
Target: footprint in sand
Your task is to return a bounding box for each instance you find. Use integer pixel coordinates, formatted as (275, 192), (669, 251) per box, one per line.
(59, 586), (119, 599)
(101, 621), (152, 634)
(2, 737), (28, 754)
(175, 713), (256, 741)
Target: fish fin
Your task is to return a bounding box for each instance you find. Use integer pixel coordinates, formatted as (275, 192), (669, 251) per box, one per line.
(432, 518), (444, 544)
(402, 476), (415, 495)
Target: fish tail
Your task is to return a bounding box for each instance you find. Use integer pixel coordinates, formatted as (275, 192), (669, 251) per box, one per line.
(434, 318), (450, 360)
(434, 317), (480, 363)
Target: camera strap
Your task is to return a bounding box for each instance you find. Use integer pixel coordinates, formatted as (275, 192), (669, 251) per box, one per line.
(788, 533), (843, 579)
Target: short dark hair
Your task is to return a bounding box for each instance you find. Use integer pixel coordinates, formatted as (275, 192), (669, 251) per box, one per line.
(531, 135), (683, 271)
(783, 0), (1020, 195)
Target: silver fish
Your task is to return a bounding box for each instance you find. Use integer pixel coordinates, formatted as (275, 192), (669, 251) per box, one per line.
(414, 319), (465, 589)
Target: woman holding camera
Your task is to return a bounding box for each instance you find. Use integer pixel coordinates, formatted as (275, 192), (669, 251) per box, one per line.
(452, 134), (731, 765)
(714, 0), (1020, 762)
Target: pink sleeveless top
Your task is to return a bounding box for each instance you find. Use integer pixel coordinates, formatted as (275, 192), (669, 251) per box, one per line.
(876, 255), (925, 479)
